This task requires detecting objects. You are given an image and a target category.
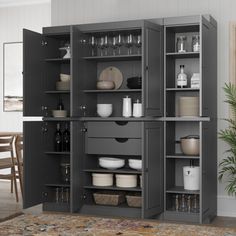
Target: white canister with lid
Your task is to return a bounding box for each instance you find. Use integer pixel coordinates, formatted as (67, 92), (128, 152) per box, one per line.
(133, 99), (142, 117)
(183, 166), (200, 190)
(122, 96), (132, 117)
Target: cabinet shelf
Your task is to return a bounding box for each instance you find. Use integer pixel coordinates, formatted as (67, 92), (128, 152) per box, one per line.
(166, 154), (199, 159)
(45, 151), (70, 155)
(84, 168), (141, 174)
(165, 117), (210, 122)
(43, 202), (70, 212)
(45, 58), (70, 62)
(166, 186), (199, 195)
(166, 52), (199, 58)
(45, 183), (70, 188)
(83, 89), (141, 93)
(80, 117), (159, 122)
(166, 88), (199, 92)
(84, 185), (142, 192)
(83, 54), (141, 61)
(43, 117), (71, 121)
(45, 90), (70, 94)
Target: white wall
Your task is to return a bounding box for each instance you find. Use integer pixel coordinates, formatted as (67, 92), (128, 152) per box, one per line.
(51, 0), (236, 217)
(0, 1), (51, 133)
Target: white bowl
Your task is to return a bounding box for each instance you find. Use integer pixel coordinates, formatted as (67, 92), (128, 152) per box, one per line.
(92, 173), (113, 186)
(52, 110), (67, 118)
(128, 159), (142, 170)
(115, 174), (137, 188)
(99, 157), (125, 170)
(56, 81), (70, 91)
(60, 73), (71, 82)
(97, 104), (112, 118)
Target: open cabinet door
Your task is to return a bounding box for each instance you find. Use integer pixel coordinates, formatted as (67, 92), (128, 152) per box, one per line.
(23, 29), (46, 116)
(143, 21), (163, 117)
(23, 121), (56, 208)
(70, 121), (84, 212)
(143, 122), (164, 218)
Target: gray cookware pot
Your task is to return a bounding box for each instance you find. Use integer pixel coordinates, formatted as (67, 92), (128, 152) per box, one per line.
(180, 135), (199, 156)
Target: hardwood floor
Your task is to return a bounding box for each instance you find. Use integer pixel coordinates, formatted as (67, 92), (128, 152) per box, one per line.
(0, 181), (235, 228)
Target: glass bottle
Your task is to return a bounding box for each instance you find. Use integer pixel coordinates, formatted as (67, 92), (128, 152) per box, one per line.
(175, 194), (179, 211)
(63, 123), (70, 151)
(192, 35), (200, 52)
(55, 187), (60, 203)
(57, 98), (64, 110)
(179, 194), (187, 212)
(176, 36), (187, 53)
(177, 65), (187, 88)
(191, 194), (200, 213)
(55, 123), (62, 152)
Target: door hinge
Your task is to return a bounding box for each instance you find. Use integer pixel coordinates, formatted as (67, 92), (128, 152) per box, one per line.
(41, 40), (48, 46)
(41, 122), (48, 133)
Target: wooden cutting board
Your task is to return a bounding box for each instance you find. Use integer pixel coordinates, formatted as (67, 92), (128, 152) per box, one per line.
(98, 66), (123, 90)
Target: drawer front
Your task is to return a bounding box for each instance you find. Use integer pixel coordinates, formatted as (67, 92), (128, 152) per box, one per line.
(86, 138), (141, 156)
(87, 122), (142, 138)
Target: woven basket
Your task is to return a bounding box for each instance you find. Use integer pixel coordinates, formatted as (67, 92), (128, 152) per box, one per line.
(93, 191), (125, 206)
(126, 195), (142, 208)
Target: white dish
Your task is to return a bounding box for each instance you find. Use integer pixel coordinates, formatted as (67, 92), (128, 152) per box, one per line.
(92, 173), (113, 187)
(52, 110), (67, 118)
(99, 157), (125, 170)
(128, 159), (142, 170)
(115, 174), (137, 188)
(97, 104), (112, 118)
(56, 81), (70, 91)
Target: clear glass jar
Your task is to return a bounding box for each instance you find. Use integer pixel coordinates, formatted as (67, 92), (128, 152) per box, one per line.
(192, 35), (200, 52)
(176, 36), (187, 53)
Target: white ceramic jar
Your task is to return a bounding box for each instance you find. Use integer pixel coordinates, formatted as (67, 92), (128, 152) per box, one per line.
(115, 174), (137, 188)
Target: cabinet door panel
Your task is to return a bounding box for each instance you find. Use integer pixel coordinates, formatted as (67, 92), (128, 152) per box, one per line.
(23, 29), (45, 116)
(143, 122), (164, 218)
(71, 121), (84, 212)
(23, 121), (57, 208)
(144, 21), (163, 117)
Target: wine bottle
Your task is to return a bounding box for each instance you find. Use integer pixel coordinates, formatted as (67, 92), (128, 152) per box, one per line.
(177, 65), (187, 88)
(55, 123), (62, 152)
(57, 98), (64, 110)
(63, 123), (70, 151)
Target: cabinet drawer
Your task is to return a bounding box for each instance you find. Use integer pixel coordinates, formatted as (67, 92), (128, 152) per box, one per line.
(87, 122), (142, 138)
(86, 138), (141, 156)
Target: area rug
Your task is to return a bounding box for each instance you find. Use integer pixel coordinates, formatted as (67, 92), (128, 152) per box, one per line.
(0, 213), (236, 236)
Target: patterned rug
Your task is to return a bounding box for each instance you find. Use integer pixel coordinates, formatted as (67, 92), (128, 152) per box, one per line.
(0, 213), (236, 236)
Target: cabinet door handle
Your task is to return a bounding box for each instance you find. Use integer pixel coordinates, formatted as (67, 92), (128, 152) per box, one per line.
(115, 121), (128, 126)
(115, 138), (128, 143)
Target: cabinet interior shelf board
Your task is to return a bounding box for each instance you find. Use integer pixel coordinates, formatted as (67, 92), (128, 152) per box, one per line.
(43, 117), (72, 121)
(166, 186), (199, 194)
(83, 54), (141, 61)
(83, 89), (141, 93)
(45, 151), (70, 155)
(45, 183), (70, 188)
(45, 90), (70, 94)
(80, 117), (160, 121)
(166, 88), (200, 92)
(84, 185), (142, 192)
(45, 58), (70, 62)
(166, 154), (200, 159)
(84, 168), (141, 174)
(166, 52), (199, 58)
(165, 117), (210, 122)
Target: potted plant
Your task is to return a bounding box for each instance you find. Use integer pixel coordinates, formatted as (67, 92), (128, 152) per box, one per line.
(219, 83), (236, 195)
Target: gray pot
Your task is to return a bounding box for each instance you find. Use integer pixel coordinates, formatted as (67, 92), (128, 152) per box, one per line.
(180, 135), (199, 156)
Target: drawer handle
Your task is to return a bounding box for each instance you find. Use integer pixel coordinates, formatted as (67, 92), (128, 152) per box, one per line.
(115, 138), (129, 143)
(115, 121), (128, 126)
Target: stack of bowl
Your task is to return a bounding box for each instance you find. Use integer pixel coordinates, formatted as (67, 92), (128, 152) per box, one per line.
(127, 77), (142, 89)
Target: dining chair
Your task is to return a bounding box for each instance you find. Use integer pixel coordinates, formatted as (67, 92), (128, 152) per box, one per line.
(0, 135), (18, 202)
(14, 134), (23, 198)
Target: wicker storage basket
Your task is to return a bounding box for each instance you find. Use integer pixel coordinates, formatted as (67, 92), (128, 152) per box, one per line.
(93, 191), (125, 206)
(126, 195), (142, 208)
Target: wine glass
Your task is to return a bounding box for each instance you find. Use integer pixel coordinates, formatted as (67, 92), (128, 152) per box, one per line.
(135, 35), (142, 54)
(98, 36), (105, 56)
(116, 34), (123, 55)
(103, 35), (109, 56)
(111, 35), (118, 55)
(89, 35), (97, 56)
(125, 34), (134, 55)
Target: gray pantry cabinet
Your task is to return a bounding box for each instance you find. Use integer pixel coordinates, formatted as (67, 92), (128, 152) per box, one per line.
(23, 15), (217, 224)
